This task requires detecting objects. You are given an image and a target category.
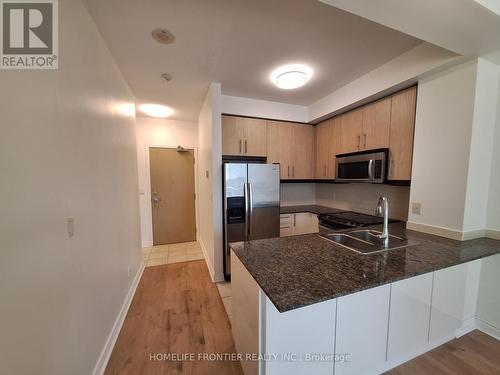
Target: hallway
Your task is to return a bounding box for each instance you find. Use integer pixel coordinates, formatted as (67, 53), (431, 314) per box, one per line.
(104, 260), (243, 375)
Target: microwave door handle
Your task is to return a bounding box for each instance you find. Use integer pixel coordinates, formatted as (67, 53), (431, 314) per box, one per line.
(368, 159), (375, 181)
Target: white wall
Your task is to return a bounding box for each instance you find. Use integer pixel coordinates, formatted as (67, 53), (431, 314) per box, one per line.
(316, 184), (410, 221)
(408, 61), (478, 236)
(463, 59), (500, 233)
(221, 94), (308, 123)
(135, 117), (198, 247)
(309, 43), (460, 122)
(486, 74), (500, 234)
(0, 0), (142, 374)
(197, 83), (224, 281)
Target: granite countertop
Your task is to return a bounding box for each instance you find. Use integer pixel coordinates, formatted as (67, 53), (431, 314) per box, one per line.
(280, 205), (344, 215)
(230, 223), (500, 313)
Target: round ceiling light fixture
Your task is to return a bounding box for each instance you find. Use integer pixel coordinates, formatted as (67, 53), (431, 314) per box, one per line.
(270, 64), (313, 90)
(151, 28), (175, 44)
(138, 103), (174, 118)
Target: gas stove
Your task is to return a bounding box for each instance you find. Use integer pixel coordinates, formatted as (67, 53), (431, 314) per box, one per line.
(318, 211), (399, 230)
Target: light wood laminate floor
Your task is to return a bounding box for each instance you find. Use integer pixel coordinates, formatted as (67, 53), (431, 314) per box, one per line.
(104, 260), (243, 375)
(386, 330), (500, 375)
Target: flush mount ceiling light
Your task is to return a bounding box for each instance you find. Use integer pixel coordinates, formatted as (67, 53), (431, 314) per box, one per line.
(151, 28), (175, 44)
(139, 104), (174, 118)
(270, 64), (313, 90)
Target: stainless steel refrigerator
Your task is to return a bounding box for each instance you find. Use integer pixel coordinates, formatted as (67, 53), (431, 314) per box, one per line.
(223, 163), (280, 280)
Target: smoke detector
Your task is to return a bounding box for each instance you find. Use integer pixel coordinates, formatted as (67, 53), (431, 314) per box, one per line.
(151, 28), (175, 44)
(161, 73), (173, 82)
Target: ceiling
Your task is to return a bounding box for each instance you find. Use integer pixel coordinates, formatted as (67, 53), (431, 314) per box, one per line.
(83, 0), (421, 121)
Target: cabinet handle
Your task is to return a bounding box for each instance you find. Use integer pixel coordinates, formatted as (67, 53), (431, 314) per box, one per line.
(292, 166), (295, 178)
(239, 139), (242, 154)
(293, 214), (296, 227)
(244, 139), (248, 153)
(287, 165), (290, 177)
(357, 135), (361, 150)
(363, 134), (367, 148)
(324, 165), (327, 177)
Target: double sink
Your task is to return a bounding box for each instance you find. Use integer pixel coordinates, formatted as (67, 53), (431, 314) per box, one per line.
(321, 229), (415, 255)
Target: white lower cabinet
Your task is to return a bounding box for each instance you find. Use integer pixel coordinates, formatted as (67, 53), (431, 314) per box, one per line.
(387, 273), (433, 364)
(279, 212), (318, 237)
(335, 284), (391, 375)
(429, 263), (468, 344)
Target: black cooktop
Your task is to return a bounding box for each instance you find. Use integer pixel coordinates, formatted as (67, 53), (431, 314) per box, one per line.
(318, 211), (399, 229)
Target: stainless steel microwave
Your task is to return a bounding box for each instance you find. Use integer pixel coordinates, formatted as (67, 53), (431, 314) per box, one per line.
(335, 149), (388, 183)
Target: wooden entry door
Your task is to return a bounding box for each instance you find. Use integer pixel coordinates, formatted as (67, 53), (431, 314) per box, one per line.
(149, 147), (196, 245)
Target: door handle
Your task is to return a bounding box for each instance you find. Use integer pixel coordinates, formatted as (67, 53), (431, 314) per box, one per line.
(324, 165), (327, 177)
(363, 134), (367, 148)
(245, 139), (248, 153)
(357, 135), (361, 150)
(244, 183), (249, 240)
(287, 165), (290, 177)
(239, 139), (242, 154)
(292, 165), (295, 178)
(246, 182), (253, 238)
(151, 191), (161, 205)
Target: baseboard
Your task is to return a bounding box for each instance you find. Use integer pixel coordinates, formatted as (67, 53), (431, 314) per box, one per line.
(92, 261), (145, 375)
(198, 239), (224, 282)
(142, 240), (153, 248)
(476, 318), (500, 340)
(406, 222), (499, 241)
(406, 222), (464, 240)
(485, 229), (500, 240)
(456, 316), (477, 337)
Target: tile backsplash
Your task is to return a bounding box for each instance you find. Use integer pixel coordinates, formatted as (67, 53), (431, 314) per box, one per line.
(281, 183), (410, 221)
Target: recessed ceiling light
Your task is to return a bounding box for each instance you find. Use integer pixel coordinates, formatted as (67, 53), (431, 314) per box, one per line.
(270, 64), (313, 90)
(139, 104), (174, 118)
(151, 28), (175, 44)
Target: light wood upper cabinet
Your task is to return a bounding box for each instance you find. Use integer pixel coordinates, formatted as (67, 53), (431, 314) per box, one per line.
(221, 115), (267, 157)
(292, 124), (314, 179)
(315, 120), (331, 179)
(328, 118), (342, 178)
(267, 121), (293, 179)
(388, 86), (417, 180)
(267, 121), (313, 179)
(361, 97), (391, 150)
(243, 118), (267, 157)
(222, 115), (244, 156)
(339, 110), (363, 154)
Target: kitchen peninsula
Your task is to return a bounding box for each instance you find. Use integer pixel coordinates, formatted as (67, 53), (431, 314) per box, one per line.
(230, 223), (500, 375)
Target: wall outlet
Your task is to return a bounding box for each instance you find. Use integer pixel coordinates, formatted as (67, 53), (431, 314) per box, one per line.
(412, 202), (422, 215)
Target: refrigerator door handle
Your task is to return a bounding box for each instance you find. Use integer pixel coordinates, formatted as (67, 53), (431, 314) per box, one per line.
(247, 182), (253, 238)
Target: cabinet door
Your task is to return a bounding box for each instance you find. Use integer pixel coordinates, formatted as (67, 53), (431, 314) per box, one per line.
(389, 86), (416, 180)
(335, 284), (391, 375)
(328, 118), (341, 178)
(315, 120), (330, 179)
(339, 109), (363, 154)
(279, 214), (293, 237)
(222, 115), (244, 156)
(292, 124), (314, 179)
(267, 121), (293, 179)
(361, 97), (391, 150)
(244, 118), (267, 157)
(294, 213), (318, 235)
(429, 263), (468, 345)
(387, 273), (433, 363)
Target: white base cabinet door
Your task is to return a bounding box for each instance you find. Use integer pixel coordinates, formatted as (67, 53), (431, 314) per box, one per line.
(335, 284), (391, 375)
(429, 263), (468, 345)
(387, 273), (433, 364)
(279, 213), (318, 237)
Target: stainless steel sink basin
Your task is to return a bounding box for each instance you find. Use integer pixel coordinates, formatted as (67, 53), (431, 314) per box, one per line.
(320, 229), (416, 255)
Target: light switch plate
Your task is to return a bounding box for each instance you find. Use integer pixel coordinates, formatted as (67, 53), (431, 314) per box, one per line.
(412, 203), (422, 215)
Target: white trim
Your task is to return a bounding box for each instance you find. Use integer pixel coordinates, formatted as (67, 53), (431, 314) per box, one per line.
(406, 222), (500, 241)
(92, 261), (145, 375)
(455, 317), (477, 337)
(485, 228), (500, 240)
(142, 240), (153, 248)
(406, 221), (464, 240)
(476, 318), (500, 340)
(199, 239), (224, 282)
